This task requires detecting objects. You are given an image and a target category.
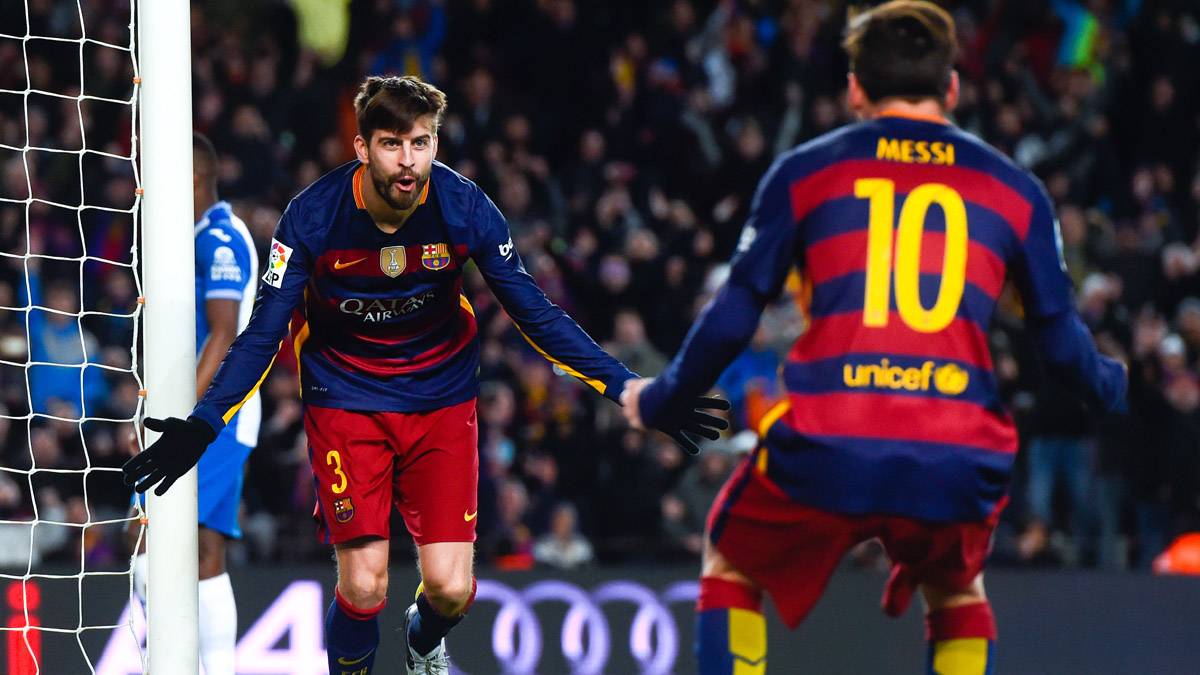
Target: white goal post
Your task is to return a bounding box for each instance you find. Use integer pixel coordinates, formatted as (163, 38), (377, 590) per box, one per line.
(137, 0), (199, 672)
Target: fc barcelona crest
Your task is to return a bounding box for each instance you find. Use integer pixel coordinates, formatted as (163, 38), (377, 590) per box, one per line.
(380, 246), (406, 278)
(421, 243), (451, 271)
(333, 497), (355, 523)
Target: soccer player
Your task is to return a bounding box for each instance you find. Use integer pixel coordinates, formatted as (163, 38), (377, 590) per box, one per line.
(128, 132), (259, 674)
(621, 2), (1127, 673)
(123, 76), (727, 675)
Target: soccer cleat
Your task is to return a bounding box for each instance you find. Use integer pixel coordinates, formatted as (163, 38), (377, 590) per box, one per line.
(404, 603), (451, 675)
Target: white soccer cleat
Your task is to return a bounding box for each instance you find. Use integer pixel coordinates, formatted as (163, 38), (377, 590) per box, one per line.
(404, 603), (451, 675)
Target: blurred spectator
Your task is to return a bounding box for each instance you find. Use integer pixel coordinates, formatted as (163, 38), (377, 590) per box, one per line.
(661, 436), (744, 558)
(533, 502), (594, 570)
(480, 478), (533, 570)
(21, 266), (108, 417)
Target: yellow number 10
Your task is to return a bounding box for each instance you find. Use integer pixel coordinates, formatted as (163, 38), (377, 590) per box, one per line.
(854, 178), (968, 333)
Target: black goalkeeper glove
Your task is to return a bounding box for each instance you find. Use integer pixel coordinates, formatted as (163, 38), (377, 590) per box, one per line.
(653, 396), (732, 455)
(122, 416), (216, 496)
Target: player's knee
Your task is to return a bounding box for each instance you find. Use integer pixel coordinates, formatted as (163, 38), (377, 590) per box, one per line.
(421, 573), (472, 614)
(921, 575), (986, 612)
(340, 566), (389, 609)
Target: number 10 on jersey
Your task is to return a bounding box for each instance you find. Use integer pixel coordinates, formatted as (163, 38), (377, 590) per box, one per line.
(855, 178), (968, 333)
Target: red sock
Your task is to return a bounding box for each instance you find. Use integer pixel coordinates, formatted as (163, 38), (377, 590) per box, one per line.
(697, 576), (762, 612)
(925, 601), (997, 641)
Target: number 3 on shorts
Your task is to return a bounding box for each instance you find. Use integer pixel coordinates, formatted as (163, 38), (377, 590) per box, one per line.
(325, 450), (348, 494)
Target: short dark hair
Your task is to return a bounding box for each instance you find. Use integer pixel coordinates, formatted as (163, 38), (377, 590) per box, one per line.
(843, 0), (957, 102)
(193, 131), (218, 184)
(353, 75), (447, 141)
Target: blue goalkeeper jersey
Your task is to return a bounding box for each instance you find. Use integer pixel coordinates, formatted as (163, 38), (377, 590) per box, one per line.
(191, 160), (635, 434)
(194, 201), (260, 447)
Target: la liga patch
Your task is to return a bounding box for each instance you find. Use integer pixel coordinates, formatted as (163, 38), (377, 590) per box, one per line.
(262, 238), (293, 288)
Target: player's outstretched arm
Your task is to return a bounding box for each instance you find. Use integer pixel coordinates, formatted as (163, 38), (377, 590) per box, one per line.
(1013, 183), (1127, 412)
(1028, 310), (1127, 412)
(628, 283), (764, 447)
(467, 188), (728, 452)
(626, 156), (798, 447)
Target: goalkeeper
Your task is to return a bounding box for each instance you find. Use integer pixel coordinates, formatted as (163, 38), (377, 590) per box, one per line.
(124, 75), (726, 675)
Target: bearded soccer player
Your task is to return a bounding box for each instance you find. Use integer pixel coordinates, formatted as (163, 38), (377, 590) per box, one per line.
(123, 75), (727, 674)
(622, 3), (1126, 674)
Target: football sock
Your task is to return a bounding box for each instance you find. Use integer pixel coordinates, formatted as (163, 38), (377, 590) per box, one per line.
(695, 576), (766, 675)
(407, 577), (477, 656)
(925, 602), (996, 675)
(198, 573), (237, 675)
(326, 587), (384, 675)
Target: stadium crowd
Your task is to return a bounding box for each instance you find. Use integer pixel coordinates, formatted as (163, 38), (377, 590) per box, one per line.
(1, 0), (1198, 573)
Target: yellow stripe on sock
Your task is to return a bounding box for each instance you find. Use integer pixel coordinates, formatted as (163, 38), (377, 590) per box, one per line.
(932, 638), (989, 675)
(729, 607), (766, 674)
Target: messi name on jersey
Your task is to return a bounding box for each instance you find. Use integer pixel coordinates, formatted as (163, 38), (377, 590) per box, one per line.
(421, 243), (451, 270)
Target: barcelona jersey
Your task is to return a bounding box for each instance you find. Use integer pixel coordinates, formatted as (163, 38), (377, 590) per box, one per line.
(643, 112), (1125, 524)
(191, 160), (635, 435)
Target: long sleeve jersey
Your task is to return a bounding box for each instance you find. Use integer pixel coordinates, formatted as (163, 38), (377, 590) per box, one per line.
(640, 113), (1127, 523)
(192, 160), (634, 435)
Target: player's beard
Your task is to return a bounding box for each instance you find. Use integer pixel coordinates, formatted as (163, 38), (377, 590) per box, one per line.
(370, 165), (428, 212)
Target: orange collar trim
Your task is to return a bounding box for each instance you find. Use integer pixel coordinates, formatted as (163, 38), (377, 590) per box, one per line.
(352, 165), (366, 209)
(877, 109), (949, 125)
(353, 164), (431, 210)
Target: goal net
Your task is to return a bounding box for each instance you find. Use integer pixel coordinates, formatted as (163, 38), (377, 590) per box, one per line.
(0, 1), (151, 672)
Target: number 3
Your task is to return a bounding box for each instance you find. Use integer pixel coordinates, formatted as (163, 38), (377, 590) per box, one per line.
(855, 178), (968, 333)
(326, 450), (348, 494)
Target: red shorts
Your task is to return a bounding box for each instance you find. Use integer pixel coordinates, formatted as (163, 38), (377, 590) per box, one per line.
(305, 399), (478, 546)
(708, 451), (1001, 628)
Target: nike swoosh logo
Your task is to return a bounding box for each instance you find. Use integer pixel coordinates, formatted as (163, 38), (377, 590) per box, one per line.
(333, 257), (367, 270)
(337, 652), (373, 665)
(464, 510), (478, 522)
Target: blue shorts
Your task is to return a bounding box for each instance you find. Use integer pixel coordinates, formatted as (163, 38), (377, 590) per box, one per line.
(133, 430), (253, 539)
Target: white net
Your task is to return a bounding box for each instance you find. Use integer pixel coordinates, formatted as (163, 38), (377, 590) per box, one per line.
(0, 1), (146, 672)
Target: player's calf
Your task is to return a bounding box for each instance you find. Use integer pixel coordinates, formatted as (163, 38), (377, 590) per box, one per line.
(406, 542), (478, 672)
(921, 578), (996, 675)
(695, 576), (766, 675)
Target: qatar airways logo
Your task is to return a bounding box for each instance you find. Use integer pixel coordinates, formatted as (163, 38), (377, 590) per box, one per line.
(338, 290), (436, 322)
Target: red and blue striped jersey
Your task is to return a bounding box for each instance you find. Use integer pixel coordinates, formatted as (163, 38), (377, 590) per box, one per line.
(191, 160), (635, 435)
(641, 112), (1124, 523)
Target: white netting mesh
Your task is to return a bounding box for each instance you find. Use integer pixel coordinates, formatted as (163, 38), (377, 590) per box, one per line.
(0, 1), (145, 672)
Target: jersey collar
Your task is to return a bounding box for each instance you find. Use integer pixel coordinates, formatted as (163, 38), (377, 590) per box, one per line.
(876, 109), (950, 125)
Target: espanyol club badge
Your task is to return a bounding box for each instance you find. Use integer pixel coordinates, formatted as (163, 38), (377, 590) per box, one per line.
(333, 497), (355, 523)
(380, 246), (406, 278)
(421, 243), (451, 271)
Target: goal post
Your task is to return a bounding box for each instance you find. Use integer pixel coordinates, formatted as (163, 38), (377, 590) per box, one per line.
(137, 0), (199, 672)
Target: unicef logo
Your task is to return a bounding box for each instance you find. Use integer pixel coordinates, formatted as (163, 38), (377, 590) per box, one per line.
(471, 579), (698, 674)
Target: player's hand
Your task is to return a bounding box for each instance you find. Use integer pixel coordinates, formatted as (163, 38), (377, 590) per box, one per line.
(121, 416), (215, 496)
(619, 377), (652, 428)
(621, 378), (731, 455)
